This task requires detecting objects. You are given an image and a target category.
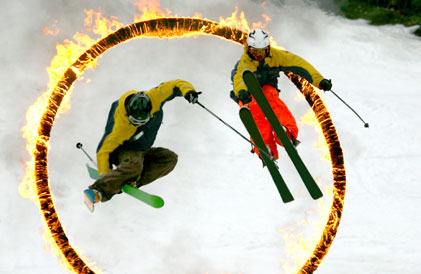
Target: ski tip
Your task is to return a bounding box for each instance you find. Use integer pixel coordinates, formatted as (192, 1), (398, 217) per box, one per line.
(283, 198), (295, 203)
(311, 192), (323, 200)
(83, 194), (95, 213)
(242, 69), (252, 76)
(153, 197), (165, 208)
(280, 190), (295, 203)
(239, 106), (250, 112)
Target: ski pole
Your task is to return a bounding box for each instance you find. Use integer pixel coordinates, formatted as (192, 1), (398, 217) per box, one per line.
(196, 101), (273, 160)
(328, 89), (369, 128)
(76, 142), (96, 166)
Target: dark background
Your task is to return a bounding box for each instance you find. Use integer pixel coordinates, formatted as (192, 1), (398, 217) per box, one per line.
(337, 0), (421, 36)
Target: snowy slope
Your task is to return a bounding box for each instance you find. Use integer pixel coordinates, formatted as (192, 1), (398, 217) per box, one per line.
(1, 0), (421, 273)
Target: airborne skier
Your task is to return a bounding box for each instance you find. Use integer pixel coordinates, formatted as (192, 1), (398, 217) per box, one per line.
(83, 79), (201, 211)
(231, 28), (332, 161)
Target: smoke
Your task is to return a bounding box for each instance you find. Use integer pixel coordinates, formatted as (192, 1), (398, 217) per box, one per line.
(270, 0), (342, 14)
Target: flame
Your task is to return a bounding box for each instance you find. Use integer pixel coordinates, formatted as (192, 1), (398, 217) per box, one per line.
(44, 20), (60, 36)
(84, 9), (124, 37)
(285, 72), (346, 273)
(134, 0), (174, 21)
(20, 2), (345, 274)
(301, 104), (331, 162)
(280, 185), (333, 274)
(278, 88), (336, 273)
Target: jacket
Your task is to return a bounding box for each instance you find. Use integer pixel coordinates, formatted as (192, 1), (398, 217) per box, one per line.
(96, 79), (195, 175)
(231, 45), (325, 98)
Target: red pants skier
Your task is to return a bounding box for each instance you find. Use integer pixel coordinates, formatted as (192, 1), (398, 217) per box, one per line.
(247, 85), (298, 160)
(231, 28), (332, 162)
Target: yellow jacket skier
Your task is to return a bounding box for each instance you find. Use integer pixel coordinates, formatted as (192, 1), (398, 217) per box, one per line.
(83, 79), (200, 211)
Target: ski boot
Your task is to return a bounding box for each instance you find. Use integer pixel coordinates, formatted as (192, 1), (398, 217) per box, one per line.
(252, 144), (278, 168)
(83, 189), (102, 213)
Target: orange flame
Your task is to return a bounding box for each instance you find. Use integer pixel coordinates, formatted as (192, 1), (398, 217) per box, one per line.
(84, 9), (124, 37)
(20, 2), (345, 274)
(285, 72), (346, 273)
(301, 103), (331, 162)
(43, 20), (60, 36)
(277, 87), (336, 273)
(134, 0), (173, 21)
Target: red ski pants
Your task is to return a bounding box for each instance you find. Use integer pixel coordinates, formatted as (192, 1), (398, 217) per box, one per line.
(247, 85), (298, 160)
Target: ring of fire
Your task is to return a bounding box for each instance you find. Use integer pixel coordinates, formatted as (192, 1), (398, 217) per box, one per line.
(32, 17), (345, 274)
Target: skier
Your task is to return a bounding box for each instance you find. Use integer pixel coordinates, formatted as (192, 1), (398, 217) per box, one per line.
(83, 79), (201, 211)
(231, 28), (332, 161)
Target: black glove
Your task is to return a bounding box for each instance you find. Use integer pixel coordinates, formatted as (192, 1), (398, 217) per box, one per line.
(184, 90), (202, 104)
(238, 89), (252, 104)
(319, 79), (332, 91)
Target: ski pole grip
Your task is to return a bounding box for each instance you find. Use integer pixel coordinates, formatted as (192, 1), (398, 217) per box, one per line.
(76, 142), (96, 165)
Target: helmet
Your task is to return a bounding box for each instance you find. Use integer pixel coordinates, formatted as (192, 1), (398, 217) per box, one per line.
(126, 92), (152, 125)
(247, 28), (270, 49)
(246, 28), (270, 61)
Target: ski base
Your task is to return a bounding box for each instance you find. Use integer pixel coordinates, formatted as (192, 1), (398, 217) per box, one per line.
(83, 190), (95, 213)
(122, 184), (164, 208)
(86, 164), (164, 208)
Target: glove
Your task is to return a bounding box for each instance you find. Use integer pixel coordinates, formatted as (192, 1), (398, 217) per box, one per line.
(184, 90), (202, 104)
(238, 89), (252, 104)
(319, 79), (332, 91)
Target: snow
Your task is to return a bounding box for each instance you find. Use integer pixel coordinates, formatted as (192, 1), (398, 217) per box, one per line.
(1, 0), (421, 273)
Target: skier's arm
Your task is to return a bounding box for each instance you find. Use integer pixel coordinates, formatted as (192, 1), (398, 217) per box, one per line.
(273, 48), (325, 88)
(146, 79), (197, 113)
(96, 103), (137, 175)
(232, 56), (257, 97)
(96, 136), (120, 175)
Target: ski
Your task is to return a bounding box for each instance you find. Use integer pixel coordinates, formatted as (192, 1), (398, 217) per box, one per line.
(83, 189), (96, 212)
(86, 164), (165, 208)
(242, 69), (323, 200)
(239, 107), (294, 203)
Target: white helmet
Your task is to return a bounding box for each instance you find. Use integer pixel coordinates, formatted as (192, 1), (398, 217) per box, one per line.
(246, 28), (270, 49)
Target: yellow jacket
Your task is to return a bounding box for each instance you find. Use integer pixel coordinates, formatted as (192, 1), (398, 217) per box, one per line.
(232, 46), (325, 97)
(96, 79), (196, 175)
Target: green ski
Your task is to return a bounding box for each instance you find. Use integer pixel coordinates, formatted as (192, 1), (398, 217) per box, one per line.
(239, 107), (294, 203)
(242, 69), (323, 200)
(86, 164), (164, 208)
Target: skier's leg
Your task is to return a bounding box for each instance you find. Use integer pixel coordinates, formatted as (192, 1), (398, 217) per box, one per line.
(89, 150), (144, 202)
(262, 85), (299, 145)
(248, 99), (279, 159)
(136, 147), (178, 187)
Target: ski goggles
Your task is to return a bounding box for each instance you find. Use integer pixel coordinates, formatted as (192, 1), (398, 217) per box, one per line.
(248, 46), (270, 60)
(128, 114), (150, 126)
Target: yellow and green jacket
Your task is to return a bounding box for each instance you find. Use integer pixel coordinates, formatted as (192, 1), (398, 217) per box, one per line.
(231, 45), (325, 98)
(96, 79), (195, 175)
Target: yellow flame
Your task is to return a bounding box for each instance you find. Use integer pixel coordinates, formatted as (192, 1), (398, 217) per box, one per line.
(301, 104), (331, 162)
(19, 6), (111, 274)
(281, 183), (334, 274)
(218, 7), (251, 33)
(134, 0), (174, 21)
(43, 20), (60, 36)
(84, 9), (124, 37)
